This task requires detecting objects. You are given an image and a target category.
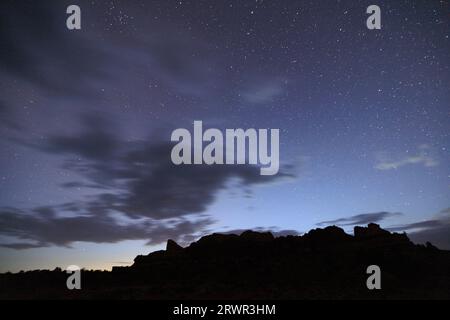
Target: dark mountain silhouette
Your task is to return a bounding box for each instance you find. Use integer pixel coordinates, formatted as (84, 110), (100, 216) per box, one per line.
(1, 223), (450, 299)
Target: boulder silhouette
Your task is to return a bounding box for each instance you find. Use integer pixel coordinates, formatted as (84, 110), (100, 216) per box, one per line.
(166, 239), (183, 253)
(354, 223), (390, 238)
(240, 230), (274, 241)
(354, 223), (411, 248)
(302, 225), (352, 245)
(1, 224), (449, 299)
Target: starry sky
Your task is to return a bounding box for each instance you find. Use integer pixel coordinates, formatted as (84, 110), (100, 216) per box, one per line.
(0, 0), (449, 272)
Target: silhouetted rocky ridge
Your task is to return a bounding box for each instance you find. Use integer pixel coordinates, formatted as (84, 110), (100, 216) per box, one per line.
(1, 224), (449, 299)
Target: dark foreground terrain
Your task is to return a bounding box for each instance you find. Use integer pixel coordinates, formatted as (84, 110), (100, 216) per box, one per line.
(1, 223), (450, 299)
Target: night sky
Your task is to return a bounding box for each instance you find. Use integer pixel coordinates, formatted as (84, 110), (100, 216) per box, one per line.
(0, 0), (449, 272)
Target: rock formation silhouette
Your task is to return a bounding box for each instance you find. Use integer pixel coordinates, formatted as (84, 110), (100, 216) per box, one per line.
(1, 224), (449, 299)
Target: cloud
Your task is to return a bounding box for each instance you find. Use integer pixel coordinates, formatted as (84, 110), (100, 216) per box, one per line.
(375, 145), (439, 170)
(0, 102), (9, 128)
(242, 79), (285, 104)
(317, 211), (401, 226)
(0, 102), (21, 131)
(0, 1), (220, 101)
(38, 115), (294, 220)
(316, 209), (450, 250)
(1, 243), (45, 250)
(0, 115), (293, 249)
(388, 220), (445, 232)
(45, 115), (118, 160)
(0, 1), (110, 96)
(140, 32), (220, 97)
(0, 207), (214, 249)
(408, 225), (450, 250)
(387, 209), (450, 250)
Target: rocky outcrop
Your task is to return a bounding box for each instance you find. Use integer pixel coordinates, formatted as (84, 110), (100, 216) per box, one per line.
(354, 223), (391, 238)
(1, 224), (450, 299)
(354, 223), (411, 247)
(240, 230), (274, 241)
(302, 225), (353, 245)
(166, 239), (183, 253)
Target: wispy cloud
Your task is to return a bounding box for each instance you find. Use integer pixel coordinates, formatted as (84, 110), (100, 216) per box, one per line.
(317, 212), (401, 226)
(316, 209), (450, 250)
(242, 79), (285, 104)
(375, 144), (438, 171)
(387, 208), (450, 249)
